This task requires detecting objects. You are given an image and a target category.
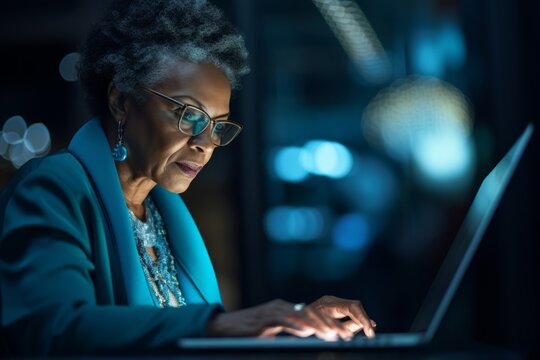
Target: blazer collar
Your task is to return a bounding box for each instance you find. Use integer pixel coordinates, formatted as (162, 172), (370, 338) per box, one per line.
(68, 119), (151, 305)
(67, 119), (221, 305)
(151, 186), (222, 304)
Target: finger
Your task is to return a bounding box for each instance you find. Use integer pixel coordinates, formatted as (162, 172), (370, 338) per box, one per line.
(266, 300), (333, 340)
(285, 306), (339, 341)
(342, 319), (376, 333)
(342, 319), (362, 334)
(296, 308), (338, 341)
(305, 307), (353, 341)
(258, 325), (283, 338)
(346, 303), (376, 338)
(311, 296), (349, 320)
(259, 318), (313, 338)
(307, 307), (354, 340)
(279, 324), (316, 338)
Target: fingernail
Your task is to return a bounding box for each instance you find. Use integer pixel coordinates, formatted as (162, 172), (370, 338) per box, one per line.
(367, 328), (375, 338)
(326, 331), (338, 341)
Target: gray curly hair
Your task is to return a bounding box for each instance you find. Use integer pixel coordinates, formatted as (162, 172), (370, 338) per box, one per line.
(78, 0), (250, 119)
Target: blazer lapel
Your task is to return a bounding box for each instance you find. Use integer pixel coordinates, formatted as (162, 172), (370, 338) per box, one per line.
(67, 119), (154, 306)
(151, 186), (222, 305)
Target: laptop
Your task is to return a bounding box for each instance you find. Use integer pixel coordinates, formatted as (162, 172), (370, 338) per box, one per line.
(178, 123), (534, 350)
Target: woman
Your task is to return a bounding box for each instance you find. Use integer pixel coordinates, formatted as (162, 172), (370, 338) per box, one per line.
(0, 0), (375, 355)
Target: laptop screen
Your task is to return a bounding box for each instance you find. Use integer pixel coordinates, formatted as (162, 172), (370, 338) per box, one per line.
(409, 124), (533, 340)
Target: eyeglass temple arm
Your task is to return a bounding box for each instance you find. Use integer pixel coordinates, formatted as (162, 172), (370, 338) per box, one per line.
(143, 88), (187, 110)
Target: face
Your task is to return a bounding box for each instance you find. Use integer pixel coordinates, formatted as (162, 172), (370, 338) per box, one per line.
(117, 61), (232, 193)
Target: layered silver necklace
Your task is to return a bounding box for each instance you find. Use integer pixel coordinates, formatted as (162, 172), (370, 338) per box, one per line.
(127, 197), (187, 307)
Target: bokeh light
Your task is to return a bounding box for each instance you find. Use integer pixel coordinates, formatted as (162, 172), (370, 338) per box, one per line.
(411, 126), (475, 190)
(24, 123), (51, 154)
(59, 52), (81, 82)
(9, 143), (34, 168)
(362, 75), (475, 192)
(301, 140), (353, 179)
(313, 0), (392, 84)
(1, 116), (52, 169)
(2, 115), (27, 145)
(331, 213), (371, 251)
(264, 206), (325, 242)
(411, 19), (466, 77)
(271, 146), (310, 183)
(271, 140), (354, 183)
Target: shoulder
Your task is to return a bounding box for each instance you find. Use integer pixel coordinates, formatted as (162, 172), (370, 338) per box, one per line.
(2, 151), (90, 197)
(0, 151), (97, 224)
(0, 150), (98, 246)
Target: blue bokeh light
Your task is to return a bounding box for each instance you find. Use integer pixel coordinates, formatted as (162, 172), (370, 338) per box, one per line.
(331, 213), (370, 251)
(265, 206), (325, 242)
(302, 140), (353, 179)
(412, 29), (444, 77)
(439, 21), (466, 69)
(272, 146), (309, 183)
(410, 19), (466, 77)
(272, 141), (354, 183)
(411, 128), (475, 191)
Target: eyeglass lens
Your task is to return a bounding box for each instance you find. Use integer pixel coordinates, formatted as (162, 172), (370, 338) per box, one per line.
(179, 106), (240, 146)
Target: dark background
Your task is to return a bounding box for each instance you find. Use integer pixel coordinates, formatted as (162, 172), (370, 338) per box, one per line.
(0, 0), (538, 356)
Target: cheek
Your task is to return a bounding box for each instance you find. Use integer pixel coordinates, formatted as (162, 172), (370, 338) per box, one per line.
(126, 116), (190, 174)
(152, 133), (191, 170)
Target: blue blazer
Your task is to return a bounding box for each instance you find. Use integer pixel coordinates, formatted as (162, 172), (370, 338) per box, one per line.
(0, 119), (223, 355)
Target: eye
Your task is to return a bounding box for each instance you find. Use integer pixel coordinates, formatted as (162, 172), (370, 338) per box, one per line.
(213, 122), (228, 134)
(183, 111), (202, 122)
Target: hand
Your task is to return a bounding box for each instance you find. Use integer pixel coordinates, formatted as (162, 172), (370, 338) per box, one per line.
(206, 299), (355, 341)
(309, 295), (377, 338)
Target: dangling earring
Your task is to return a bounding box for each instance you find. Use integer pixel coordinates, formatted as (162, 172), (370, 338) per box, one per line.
(112, 121), (128, 161)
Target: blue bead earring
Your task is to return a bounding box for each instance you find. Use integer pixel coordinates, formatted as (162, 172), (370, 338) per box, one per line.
(112, 121), (128, 161)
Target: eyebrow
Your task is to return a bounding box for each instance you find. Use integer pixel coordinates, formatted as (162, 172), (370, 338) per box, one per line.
(173, 95), (230, 119)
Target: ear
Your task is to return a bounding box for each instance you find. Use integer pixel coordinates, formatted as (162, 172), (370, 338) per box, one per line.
(107, 82), (128, 123)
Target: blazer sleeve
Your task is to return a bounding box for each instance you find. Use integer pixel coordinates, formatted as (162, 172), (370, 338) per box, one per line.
(0, 160), (222, 356)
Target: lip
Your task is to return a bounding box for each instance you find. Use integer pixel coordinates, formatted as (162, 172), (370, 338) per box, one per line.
(176, 161), (203, 178)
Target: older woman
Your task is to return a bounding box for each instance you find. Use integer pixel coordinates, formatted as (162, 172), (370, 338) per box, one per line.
(0, 0), (375, 355)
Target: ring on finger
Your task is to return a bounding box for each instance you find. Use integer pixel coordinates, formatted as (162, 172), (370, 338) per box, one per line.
(293, 303), (306, 312)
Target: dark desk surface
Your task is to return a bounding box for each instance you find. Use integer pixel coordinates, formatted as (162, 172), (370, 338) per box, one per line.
(2, 341), (529, 359)
(152, 342), (526, 360)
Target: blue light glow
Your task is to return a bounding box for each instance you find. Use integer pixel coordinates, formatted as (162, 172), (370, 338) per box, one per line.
(439, 20), (466, 69)
(361, 76), (474, 194)
(411, 128), (475, 191)
(331, 213), (370, 251)
(412, 29), (444, 77)
(410, 20), (466, 77)
(272, 146), (309, 183)
(265, 206), (325, 242)
(302, 140), (353, 179)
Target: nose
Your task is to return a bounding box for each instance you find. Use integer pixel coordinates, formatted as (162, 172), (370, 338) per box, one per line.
(188, 125), (215, 153)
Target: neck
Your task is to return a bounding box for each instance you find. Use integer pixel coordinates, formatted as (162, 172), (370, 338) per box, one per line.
(103, 116), (157, 217)
(116, 161), (156, 219)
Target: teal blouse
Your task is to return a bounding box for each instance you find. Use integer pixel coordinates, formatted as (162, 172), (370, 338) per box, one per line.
(0, 119), (223, 355)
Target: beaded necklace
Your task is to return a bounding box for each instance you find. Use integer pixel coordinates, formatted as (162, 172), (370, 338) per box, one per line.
(127, 197), (187, 308)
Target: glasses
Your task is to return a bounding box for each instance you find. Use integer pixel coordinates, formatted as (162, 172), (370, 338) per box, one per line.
(144, 88), (242, 146)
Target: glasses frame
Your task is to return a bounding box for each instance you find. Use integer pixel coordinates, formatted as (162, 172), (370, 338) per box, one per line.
(144, 87), (243, 146)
